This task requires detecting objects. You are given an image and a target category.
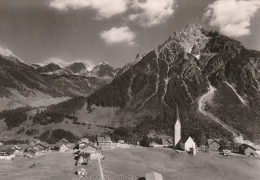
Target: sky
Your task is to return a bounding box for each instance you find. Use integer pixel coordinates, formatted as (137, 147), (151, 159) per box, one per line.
(0, 0), (259, 67)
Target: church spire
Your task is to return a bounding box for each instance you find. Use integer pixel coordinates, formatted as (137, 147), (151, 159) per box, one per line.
(174, 104), (180, 123)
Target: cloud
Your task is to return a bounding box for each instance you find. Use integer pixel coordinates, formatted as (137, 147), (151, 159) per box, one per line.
(49, 0), (128, 19)
(128, 0), (177, 27)
(100, 26), (136, 45)
(204, 0), (260, 37)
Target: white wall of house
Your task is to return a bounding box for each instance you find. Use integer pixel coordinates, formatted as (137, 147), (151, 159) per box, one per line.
(180, 137), (196, 152)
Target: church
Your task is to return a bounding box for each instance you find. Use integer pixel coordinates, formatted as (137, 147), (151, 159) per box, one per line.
(173, 105), (196, 154)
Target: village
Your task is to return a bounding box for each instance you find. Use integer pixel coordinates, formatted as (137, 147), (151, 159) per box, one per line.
(1, 107), (260, 180)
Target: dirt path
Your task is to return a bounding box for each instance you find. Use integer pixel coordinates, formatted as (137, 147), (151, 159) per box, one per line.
(98, 157), (104, 180)
(197, 84), (248, 144)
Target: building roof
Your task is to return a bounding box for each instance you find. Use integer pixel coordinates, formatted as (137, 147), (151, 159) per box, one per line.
(174, 105), (180, 124)
(39, 142), (49, 148)
(207, 139), (221, 145)
(180, 135), (192, 143)
(145, 171), (163, 180)
(0, 145), (15, 154)
(239, 144), (256, 151)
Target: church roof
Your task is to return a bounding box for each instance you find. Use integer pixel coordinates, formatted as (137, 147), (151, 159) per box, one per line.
(174, 105), (180, 123)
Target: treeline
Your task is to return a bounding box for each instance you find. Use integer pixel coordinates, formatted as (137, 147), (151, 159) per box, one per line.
(38, 129), (79, 144)
(33, 97), (87, 125)
(110, 108), (233, 146)
(87, 69), (132, 108)
(0, 106), (31, 129)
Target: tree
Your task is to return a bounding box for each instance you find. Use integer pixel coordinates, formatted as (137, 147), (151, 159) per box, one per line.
(140, 135), (150, 147)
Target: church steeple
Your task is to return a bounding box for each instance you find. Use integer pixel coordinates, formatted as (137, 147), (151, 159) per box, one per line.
(174, 105), (180, 123)
(174, 105), (181, 147)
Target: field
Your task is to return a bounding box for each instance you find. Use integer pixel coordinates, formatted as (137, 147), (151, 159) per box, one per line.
(0, 148), (260, 180)
(102, 147), (260, 180)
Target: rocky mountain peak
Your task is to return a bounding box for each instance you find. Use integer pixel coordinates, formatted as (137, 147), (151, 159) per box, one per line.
(158, 24), (210, 60)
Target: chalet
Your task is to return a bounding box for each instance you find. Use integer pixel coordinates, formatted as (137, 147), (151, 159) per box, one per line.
(29, 139), (41, 148)
(12, 145), (24, 154)
(27, 148), (38, 156)
(34, 142), (49, 151)
(229, 143), (240, 153)
(162, 138), (173, 147)
(97, 136), (112, 149)
(0, 145), (15, 156)
(197, 144), (208, 152)
(80, 145), (100, 159)
(145, 171), (163, 180)
(239, 144), (257, 156)
(78, 138), (89, 144)
(59, 138), (69, 145)
(222, 149), (232, 156)
(76, 152), (90, 165)
(207, 139), (221, 151)
(53, 143), (69, 152)
(180, 136), (196, 153)
(76, 168), (86, 178)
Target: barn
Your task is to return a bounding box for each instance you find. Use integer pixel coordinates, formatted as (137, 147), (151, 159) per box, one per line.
(239, 144), (257, 156)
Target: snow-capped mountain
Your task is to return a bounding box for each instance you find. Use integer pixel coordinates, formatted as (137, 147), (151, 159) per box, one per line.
(34, 59), (119, 78)
(0, 53), (119, 111)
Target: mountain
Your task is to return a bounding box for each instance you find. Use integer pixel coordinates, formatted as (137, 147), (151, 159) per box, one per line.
(2, 24), (259, 145)
(85, 24), (260, 143)
(0, 51), (118, 111)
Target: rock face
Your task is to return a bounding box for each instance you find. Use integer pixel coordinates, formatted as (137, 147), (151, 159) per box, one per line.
(0, 55), (118, 111)
(87, 24), (260, 142)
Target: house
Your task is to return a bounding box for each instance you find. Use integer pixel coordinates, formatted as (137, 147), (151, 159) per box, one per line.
(207, 139), (221, 151)
(12, 145), (23, 154)
(59, 138), (68, 145)
(76, 168), (86, 178)
(27, 148), (38, 156)
(29, 139), (41, 148)
(76, 152), (90, 165)
(180, 136), (196, 153)
(78, 138), (89, 144)
(231, 143), (240, 153)
(97, 136), (112, 149)
(0, 145), (15, 156)
(80, 145), (100, 159)
(34, 142), (49, 151)
(197, 144), (208, 152)
(162, 138), (173, 147)
(117, 140), (125, 144)
(239, 144), (257, 156)
(222, 149), (232, 156)
(60, 144), (69, 152)
(145, 171), (163, 180)
(0, 142), (3, 147)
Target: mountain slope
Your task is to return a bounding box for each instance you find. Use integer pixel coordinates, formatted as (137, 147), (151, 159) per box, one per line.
(0, 53), (118, 111)
(86, 24), (260, 143)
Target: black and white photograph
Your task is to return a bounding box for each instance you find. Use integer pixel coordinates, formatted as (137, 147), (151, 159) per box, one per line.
(0, 0), (260, 179)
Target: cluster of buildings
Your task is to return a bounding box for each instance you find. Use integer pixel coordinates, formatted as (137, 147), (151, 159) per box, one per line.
(149, 106), (260, 157)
